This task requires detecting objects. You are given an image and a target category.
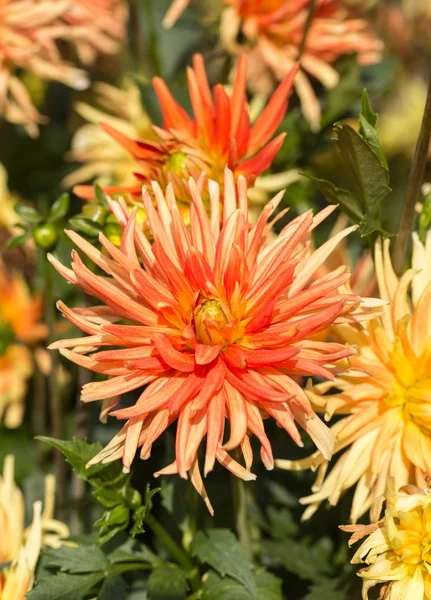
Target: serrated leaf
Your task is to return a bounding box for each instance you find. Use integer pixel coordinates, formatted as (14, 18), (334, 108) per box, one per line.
(192, 530), (257, 599)
(131, 486), (160, 537)
(307, 175), (363, 223)
(108, 539), (158, 566)
(255, 570), (283, 600)
(268, 507), (299, 539)
(334, 123), (391, 220)
(27, 572), (105, 600)
(44, 544), (109, 574)
(97, 574), (126, 600)
(6, 229), (32, 248)
(69, 217), (102, 238)
(304, 579), (348, 600)
(13, 203), (42, 224)
(201, 570), (282, 600)
(359, 90), (388, 168)
(146, 564), (188, 599)
(36, 437), (104, 480)
(262, 537), (333, 582)
(49, 193), (70, 223)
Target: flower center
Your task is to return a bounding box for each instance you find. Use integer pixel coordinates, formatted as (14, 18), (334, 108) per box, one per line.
(194, 299), (228, 346)
(167, 151), (188, 173)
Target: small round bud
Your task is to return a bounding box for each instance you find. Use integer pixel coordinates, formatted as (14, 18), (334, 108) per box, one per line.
(33, 223), (59, 250)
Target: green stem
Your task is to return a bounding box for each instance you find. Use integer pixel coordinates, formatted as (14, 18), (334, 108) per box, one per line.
(44, 254), (66, 516)
(145, 513), (194, 571)
(298, 0), (318, 60)
(231, 476), (252, 560)
(392, 73), (431, 273)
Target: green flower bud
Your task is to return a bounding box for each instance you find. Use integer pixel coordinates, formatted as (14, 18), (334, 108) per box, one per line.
(33, 223), (59, 250)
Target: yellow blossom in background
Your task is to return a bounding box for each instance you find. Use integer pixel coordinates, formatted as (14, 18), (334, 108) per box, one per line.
(342, 477), (431, 599)
(0, 261), (46, 427)
(0, 455), (69, 599)
(277, 232), (431, 522)
(63, 80), (154, 190)
(0, 164), (20, 234)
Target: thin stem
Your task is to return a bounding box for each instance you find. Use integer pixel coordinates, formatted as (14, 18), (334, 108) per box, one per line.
(231, 476), (252, 560)
(393, 73), (431, 273)
(129, 0), (145, 69)
(298, 0), (318, 61)
(145, 513), (193, 571)
(44, 255), (66, 516)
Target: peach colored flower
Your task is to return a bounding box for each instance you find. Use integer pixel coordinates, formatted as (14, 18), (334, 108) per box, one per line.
(0, 0), (89, 137)
(73, 54), (298, 206)
(62, 0), (128, 65)
(49, 169), (372, 512)
(220, 0), (383, 130)
(277, 233), (431, 522)
(63, 80), (154, 190)
(0, 260), (46, 427)
(0, 455), (69, 600)
(342, 478), (431, 600)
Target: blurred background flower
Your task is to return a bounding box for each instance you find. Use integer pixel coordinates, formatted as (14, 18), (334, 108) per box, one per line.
(0, 455), (68, 599)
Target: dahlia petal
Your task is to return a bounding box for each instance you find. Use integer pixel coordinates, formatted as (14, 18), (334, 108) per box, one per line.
(204, 391), (225, 477)
(290, 405), (334, 461)
(112, 376), (185, 418)
(216, 447), (257, 481)
(189, 457), (214, 516)
(195, 343), (222, 366)
(123, 415), (146, 472)
(223, 381), (248, 451)
(154, 334), (195, 372)
(139, 408), (170, 459)
(153, 77), (193, 132)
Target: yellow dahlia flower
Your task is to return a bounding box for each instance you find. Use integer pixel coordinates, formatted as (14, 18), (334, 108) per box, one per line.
(63, 80), (154, 190)
(342, 477), (431, 600)
(0, 455), (69, 599)
(276, 232), (431, 522)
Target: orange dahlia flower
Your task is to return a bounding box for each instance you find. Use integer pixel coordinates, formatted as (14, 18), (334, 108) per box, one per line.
(0, 261), (46, 427)
(220, 0), (383, 130)
(0, 0), (89, 137)
(277, 233), (431, 522)
(50, 170), (370, 512)
(62, 0), (128, 65)
(74, 54), (298, 205)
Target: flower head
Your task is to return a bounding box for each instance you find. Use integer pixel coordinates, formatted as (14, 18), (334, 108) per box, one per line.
(0, 261), (46, 427)
(50, 169), (369, 512)
(221, 0), (383, 130)
(342, 477), (431, 600)
(63, 80), (154, 190)
(0, 0), (90, 137)
(0, 455), (68, 599)
(62, 0), (128, 65)
(277, 233), (431, 522)
(73, 54), (298, 205)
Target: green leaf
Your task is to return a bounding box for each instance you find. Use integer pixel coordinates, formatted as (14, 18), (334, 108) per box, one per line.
(201, 570), (282, 600)
(192, 530), (257, 599)
(69, 217), (102, 238)
(6, 229), (33, 248)
(359, 90), (388, 168)
(131, 485), (160, 537)
(94, 183), (109, 209)
(146, 564), (188, 599)
(97, 574), (126, 600)
(255, 570), (283, 600)
(44, 544), (109, 574)
(419, 190), (431, 240)
(95, 505), (130, 545)
(36, 437), (104, 481)
(304, 579), (348, 600)
(334, 123), (391, 220)
(201, 572), (250, 600)
(13, 203), (42, 224)
(108, 539), (158, 566)
(307, 175), (363, 223)
(27, 572), (105, 600)
(49, 193), (70, 223)
(262, 537), (333, 583)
